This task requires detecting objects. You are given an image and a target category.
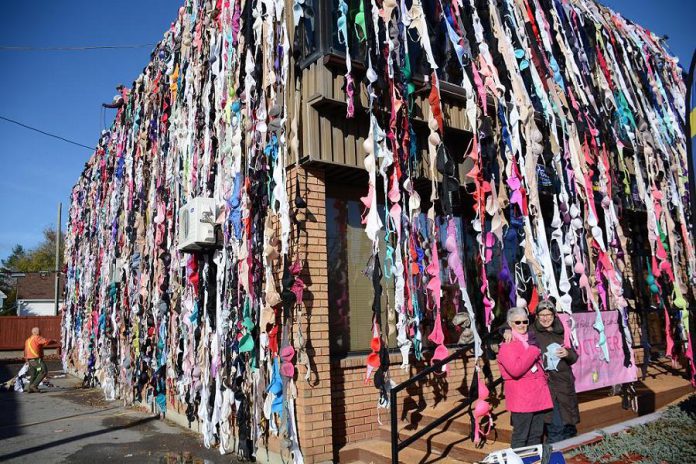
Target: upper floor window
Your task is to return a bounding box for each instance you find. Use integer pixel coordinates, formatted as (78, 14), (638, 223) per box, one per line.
(299, 0), (466, 85)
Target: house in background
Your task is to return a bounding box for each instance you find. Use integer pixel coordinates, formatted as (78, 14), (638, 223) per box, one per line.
(0, 290), (6, 310)
(14, 272), (65, 316)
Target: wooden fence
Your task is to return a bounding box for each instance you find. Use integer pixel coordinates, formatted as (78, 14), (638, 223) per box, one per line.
(0, 316), (62, 350)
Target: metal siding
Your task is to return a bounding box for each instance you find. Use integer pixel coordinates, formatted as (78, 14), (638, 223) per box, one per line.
(332, 114), (345, 165)
(292, 57), (472, 170)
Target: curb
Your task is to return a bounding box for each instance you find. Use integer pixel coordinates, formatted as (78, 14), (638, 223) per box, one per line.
(553, 410), (664, 453)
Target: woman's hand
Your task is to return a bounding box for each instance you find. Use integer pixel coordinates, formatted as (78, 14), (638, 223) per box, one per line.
(503, 330), (512, 343)
(556, 347), (569, 358)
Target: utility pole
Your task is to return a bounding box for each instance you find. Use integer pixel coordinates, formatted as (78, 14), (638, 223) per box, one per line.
(54, 202), (62, 316)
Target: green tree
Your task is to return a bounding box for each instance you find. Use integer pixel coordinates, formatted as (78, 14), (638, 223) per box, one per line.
(2, 244), (27, 272)
(0, 229), (65, 315)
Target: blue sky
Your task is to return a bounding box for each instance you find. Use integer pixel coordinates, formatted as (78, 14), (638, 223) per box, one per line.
(0, 1), (181, 262)
(0, 0), (693, 262)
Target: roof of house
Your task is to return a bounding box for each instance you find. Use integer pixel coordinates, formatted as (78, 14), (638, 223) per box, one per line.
(16, 272), (66, 300)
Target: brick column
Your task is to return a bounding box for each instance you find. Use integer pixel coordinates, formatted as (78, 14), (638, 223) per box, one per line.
(288, 165), (334, 463)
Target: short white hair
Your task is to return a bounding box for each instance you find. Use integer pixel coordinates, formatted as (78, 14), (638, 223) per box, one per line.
(506, 307), (528, 325)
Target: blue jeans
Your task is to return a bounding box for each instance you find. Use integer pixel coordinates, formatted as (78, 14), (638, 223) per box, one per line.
(546, 400), (565, 444)
(547, 399), (577, 443)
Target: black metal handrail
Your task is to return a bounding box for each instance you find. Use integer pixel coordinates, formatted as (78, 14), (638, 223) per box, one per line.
(389, 342), (503, 464)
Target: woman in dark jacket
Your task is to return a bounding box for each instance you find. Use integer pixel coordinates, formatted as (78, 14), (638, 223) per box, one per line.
(503, 300), (580, 443)
(533, 301), (580, 443)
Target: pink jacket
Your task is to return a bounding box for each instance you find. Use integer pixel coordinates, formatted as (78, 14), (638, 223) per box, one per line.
(498, 340), (553, 413)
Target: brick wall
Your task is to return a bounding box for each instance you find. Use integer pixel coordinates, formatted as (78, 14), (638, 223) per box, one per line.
(167, 165), (336, 463)
(628, 310), (668, 366)
(154, 166), (333, 463)
(287, 165), (334, 463)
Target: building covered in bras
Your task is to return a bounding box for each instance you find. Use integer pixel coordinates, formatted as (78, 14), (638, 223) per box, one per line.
(61, 0), (695, 462)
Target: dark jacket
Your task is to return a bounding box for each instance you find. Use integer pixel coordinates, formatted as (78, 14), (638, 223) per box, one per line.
(532, 317), (580, 425)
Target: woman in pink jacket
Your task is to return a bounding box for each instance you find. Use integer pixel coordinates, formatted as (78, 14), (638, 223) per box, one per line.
(498, 306), (553, 448)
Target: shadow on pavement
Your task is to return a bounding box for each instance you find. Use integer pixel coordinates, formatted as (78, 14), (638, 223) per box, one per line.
(0, 416), (159, 462)
(0, 362), (20, 441)
(0, 405), (120, 435)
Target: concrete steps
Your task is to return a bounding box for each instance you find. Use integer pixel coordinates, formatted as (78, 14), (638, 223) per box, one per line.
(339, 438), (464, 464)
(394, 397), (514, 443)
(338, 359), (693, 463)
(378, 425), (505, 462)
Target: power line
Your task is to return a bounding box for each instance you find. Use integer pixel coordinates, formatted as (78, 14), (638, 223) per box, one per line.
(0, 115), (93, 151)
(0, 44), (155, 51)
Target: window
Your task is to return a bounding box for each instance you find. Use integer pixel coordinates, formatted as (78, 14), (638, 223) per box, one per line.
(326, 189), (475, 357)
(327, 196), (388, 355)
(301, 0), (465, 84)
(295, 0), (321, 68)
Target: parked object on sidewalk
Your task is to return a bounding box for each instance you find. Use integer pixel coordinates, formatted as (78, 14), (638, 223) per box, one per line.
(482, 444), (566, 464)
(1, 362), (56, 392)
(1, 362), (29, 392)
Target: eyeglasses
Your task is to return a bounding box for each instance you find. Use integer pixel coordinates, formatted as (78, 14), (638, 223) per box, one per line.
(512, 320), (529, 325)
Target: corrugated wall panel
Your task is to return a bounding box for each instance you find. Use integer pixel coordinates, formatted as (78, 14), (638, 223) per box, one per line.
(293, 58), (473, 170)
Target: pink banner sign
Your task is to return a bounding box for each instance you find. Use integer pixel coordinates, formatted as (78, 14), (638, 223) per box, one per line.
(558, 312), (636, 393)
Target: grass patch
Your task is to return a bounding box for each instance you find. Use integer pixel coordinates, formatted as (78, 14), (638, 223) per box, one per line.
(567, 395), (696, 464)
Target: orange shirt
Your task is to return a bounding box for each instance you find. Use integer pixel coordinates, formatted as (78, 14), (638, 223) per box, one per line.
(24, 335), (50, 360)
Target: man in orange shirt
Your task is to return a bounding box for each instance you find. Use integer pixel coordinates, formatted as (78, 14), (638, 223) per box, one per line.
(24, 327), (55, 393)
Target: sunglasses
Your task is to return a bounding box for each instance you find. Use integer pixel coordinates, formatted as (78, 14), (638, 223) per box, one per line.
(512, 320), (529, 325)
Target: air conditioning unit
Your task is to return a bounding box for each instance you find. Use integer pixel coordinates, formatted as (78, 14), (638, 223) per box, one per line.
(177, 197), (218, 252)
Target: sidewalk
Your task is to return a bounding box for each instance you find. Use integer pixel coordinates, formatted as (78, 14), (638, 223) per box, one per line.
(0, 362), (241, 463)
(0, 348), (60, 360)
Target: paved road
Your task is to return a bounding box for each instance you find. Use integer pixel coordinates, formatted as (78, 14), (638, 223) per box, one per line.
(0, 362), (241, 463)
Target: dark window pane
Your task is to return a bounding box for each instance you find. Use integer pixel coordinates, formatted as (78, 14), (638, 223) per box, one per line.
(327, 197), (390, 355)
(327, 191), (471, 356)
(297, 0), (319, 66)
